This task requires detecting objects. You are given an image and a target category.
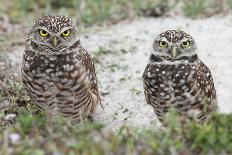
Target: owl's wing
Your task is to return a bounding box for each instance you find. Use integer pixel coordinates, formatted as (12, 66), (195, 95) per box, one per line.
(142, 63), (167, 122)
(142, 64), (155, 106)
(77, 47), (101, 106)
(192, 59), (217, 111)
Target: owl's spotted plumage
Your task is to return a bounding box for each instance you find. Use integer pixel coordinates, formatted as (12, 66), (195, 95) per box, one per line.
(143, 30), (217, 125)
(21, 15), (100, 122)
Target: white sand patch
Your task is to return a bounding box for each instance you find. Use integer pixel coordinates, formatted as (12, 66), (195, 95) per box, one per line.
(8, 16), (232, 130)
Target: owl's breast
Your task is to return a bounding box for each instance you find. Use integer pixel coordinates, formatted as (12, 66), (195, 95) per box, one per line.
(144, 62), (200, 105)
(22, 53), (85, 94)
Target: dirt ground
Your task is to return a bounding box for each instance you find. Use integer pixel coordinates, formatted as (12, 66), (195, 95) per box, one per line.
(7, 16), (232, 130)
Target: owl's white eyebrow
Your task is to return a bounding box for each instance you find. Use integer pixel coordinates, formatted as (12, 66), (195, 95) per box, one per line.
(160, 37), (168, 42)
(36, 26), (48, 31)
(182, 37), (190, 41)
(33, 27), (49, 34)
(60, 27), (73, 33)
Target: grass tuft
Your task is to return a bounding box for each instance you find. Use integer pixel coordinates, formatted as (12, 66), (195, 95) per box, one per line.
(182, 0), (205, 19)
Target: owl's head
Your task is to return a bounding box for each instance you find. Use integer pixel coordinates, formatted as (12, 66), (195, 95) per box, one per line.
(29, 15), (79, 55)
(152, 30), (197, 61)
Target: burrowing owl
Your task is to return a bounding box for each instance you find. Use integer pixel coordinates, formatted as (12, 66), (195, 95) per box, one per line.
(21, 15), (101, 122)
(143, 30), (217, 124)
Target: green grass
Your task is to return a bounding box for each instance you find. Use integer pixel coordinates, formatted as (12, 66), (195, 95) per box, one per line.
(0, 0), (231, 26)
(182, 0), (228, 19)
(1, 104), (232, 154)
(0, 0), (168, 25)
(227, 0), (232, 9)
(182, 0), (206, 19)
(0, 80), (232, 155)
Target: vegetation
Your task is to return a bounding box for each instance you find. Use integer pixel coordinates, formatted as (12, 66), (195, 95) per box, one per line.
(181, 0), (227, 19)
(0, 0), (169, 25)
(1, 0), (232, 25)
(0, 79), (231, 155)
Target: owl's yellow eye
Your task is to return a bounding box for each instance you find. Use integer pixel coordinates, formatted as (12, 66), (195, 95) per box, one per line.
(39, 29), (49, 37)
(61, 30), (71, 37)
(159, 41), (168, 48)
(182, 41), (190, 48)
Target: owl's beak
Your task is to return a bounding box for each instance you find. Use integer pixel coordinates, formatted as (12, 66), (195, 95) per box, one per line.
(53, 37), (58, 47)
(171, 47), (177, 59)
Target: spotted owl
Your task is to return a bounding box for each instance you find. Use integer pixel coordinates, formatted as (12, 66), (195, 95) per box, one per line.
(143, 30), (217, 125)
(21, 15), (101, 122)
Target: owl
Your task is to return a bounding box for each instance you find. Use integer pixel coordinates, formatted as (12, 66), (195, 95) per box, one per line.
(143, 30), (217, 125)
(21, 15), (101, 122)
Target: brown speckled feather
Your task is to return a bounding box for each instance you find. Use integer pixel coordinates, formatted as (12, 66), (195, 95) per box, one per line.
(21, 15), (100, 122)
(143, 30), (217, 125)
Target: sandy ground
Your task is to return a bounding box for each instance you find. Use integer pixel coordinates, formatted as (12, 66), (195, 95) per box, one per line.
(7, 16), (232, 130)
